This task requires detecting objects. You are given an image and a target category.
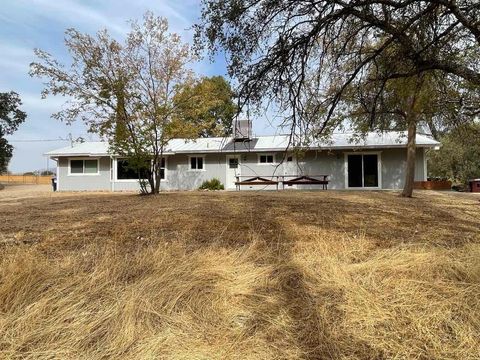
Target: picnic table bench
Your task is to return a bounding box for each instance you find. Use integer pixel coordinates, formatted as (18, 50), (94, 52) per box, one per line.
(282, 175), (329, 190)
(235, 175), (329, 191)
(234, 176), (280, 191)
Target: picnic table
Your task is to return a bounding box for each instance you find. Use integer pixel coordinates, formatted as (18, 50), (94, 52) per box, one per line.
(234, 175), (329, 191)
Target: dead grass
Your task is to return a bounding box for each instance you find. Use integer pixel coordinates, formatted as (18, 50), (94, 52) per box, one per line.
(0, 187), (479, 359)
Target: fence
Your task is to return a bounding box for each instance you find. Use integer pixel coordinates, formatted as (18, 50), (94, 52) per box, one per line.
(0, 174), (53, 185)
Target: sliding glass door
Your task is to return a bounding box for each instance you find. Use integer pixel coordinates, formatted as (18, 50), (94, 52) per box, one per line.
(347, 154), (380, 188)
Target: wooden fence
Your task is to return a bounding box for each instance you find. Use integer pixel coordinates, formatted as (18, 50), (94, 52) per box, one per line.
(0, 174), (53, 185)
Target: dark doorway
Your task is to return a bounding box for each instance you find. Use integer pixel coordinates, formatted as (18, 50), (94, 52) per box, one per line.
(347, 154), (379, 188)
(347, 155), (363, 187)
(363, 155), (379, 187)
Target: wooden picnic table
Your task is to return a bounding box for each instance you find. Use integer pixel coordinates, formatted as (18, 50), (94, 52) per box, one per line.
(282, 175), (329, 190)
(234, 175), (329, 191)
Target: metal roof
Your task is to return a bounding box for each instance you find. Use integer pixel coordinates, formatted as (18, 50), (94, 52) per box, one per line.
(45, 131), (440, 157)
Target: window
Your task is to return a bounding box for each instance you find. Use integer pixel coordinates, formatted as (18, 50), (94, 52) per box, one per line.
(229, 158), (239, 169)
(287, 156), (293, 162)
(259, 154), (274, 164)
(69, 159), (98, 175)
(160, 157), (166, 180)
(190, 156), (204, 170)
(116, 158), (165, 180)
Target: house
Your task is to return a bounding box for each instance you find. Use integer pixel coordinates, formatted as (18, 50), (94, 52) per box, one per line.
(45, 123), (439, 192)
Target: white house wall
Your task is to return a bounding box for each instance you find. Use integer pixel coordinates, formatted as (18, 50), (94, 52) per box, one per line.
(167, 153), (227, 190)
(57, 157), (111, 191)
(55, 147), (428, 191)
(381, 148), (425, 189)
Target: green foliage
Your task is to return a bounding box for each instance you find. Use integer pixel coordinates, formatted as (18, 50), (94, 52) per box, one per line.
(0, 92), (27, 173)
(199, 178), (224, 191)
(173, 76), (237, 138)
(428, 123), (480, 185)
(41, 170), (55, 176)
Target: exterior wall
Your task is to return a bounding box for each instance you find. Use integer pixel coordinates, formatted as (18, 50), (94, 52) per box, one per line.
(291, 151), (346, 190)
(233, 148), (425, 190)
(109, 154), (228, 192)
(235, 152), (286, 190)
(56, 147), (428, 191)
(164, 153), (227, 190)
(381, 148), (425, 189)
(57, 157), (111, 191)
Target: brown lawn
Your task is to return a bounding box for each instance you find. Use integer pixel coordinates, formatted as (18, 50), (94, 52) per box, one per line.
(1, 185), (479, 359)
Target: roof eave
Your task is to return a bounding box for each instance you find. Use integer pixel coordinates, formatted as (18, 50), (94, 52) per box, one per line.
(172, 143), (439, 154)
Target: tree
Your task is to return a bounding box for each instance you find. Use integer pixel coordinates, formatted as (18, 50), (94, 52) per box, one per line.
(173, 76), (237, 137)
(0, 92), (27, 174)
(30, 12), (198, 194)
(428, 123), (480, 185)
(196, 0), (480, 196)
(338, 42), (468, 196)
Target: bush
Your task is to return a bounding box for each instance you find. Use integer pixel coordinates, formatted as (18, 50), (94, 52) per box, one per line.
(199, 178), (224, 191)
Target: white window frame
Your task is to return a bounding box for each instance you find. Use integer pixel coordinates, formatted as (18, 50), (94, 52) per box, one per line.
(114, 157), (167, 182)
(344, 151), (382, 189)
(257, 153), (276, 165)
(188, 155), (206, 171)
(68, 158), (100, 176)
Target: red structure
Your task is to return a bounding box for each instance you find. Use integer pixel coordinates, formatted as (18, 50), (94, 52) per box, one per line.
(469, 179), (480, 193)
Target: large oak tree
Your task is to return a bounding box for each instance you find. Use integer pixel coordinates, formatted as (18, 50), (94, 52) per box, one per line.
(196, 0), (480, 196)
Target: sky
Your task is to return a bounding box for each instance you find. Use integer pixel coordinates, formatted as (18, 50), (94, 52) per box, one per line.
(0, 0), (282, 173)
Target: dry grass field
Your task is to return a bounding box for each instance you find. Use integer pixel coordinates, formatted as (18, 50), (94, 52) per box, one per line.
(0, 185), (479, 359)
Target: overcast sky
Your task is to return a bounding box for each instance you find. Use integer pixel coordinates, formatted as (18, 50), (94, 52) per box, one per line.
(1, 0), (282, 173)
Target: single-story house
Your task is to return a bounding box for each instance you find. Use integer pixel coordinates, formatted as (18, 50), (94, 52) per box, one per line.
(45, 127), (439, 192)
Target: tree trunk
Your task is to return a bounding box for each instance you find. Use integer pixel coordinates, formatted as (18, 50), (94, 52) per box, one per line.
(401, 119), (417, 197)
(154, 154), (162, 194)
(154, 164), (161, 194)
(147, 170), (155, 194)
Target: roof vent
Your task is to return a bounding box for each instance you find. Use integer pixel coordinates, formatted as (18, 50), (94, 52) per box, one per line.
(233, 119), (252, 141)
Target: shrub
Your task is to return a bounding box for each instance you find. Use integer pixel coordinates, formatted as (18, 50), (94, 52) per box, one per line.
(199, 178), (224, 191)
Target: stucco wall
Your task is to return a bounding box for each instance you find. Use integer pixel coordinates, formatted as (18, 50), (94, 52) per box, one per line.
(109, 154), (228, 192)
(57, 157), (111, 191)
(381, 148), (425, 189)
(166, 153), (227, 190)
(56, 147), (427, 191)
(236, 148), (425, 190)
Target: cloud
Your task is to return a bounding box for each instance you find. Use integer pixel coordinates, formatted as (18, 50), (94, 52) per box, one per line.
(0, 0), (233, 173)
(0, 43), (34, 74)
(20, 93), (69, 112)
(135, 0), (193, 28)
(29, 0), (130, 35)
